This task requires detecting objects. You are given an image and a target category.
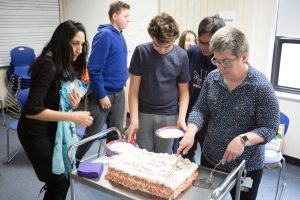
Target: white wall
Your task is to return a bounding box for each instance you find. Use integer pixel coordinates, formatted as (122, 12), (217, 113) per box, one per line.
(0, 68), (7, 103)
(274, 0), (300, 159)
(160, 0), (278, 76)
(62, 0), (300, 159)
(63, 0), (159, 64)
(276, 0), (300, 37)
(277, 95), (300, 159)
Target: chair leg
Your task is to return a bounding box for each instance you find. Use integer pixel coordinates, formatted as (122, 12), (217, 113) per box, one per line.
(279, 158), (286, 200)
(7, 128), (21, 163)
(275, 157), (286, 200)
(7, 128), (10, 162)
(0, 99), (5, 126)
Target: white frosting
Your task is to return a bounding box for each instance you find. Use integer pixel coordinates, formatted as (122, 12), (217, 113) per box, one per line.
(108, 148), (198, 190)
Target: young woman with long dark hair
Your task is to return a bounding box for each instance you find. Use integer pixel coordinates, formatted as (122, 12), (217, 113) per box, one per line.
(17, 20), (93, 200)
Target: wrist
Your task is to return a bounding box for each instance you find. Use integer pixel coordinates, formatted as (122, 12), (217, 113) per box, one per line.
(177, 115), (185, 122)
(130, 122), (138, 128)
(185, 130), (196, 139)
(130, 118), (139, 126)
(70, 113), (74, 122)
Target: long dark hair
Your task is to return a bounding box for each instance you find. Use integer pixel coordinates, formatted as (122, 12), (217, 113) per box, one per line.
(178, 30), (197, 50)
(30, 20), (88, 83)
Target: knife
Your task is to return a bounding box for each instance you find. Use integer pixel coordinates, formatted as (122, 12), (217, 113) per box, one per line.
(164, 153), (183, 182)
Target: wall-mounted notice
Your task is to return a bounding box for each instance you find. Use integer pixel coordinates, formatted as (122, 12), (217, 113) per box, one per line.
(217, 11), (237, 27)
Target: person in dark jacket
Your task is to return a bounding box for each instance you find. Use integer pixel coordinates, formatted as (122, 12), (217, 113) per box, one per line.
(185, 15), (225, 162)
(17, 20), (93, 200)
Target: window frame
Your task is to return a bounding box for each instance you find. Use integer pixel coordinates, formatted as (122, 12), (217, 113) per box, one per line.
(271, 36), (300, 95)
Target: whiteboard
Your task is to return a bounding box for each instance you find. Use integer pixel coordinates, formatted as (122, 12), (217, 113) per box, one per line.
(63, 0), (159, 67)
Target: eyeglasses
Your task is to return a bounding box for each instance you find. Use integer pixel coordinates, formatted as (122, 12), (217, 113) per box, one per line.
(211, 57), (236, 68)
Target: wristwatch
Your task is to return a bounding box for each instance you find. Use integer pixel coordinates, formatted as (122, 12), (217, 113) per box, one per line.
(240, 134), (251, 146)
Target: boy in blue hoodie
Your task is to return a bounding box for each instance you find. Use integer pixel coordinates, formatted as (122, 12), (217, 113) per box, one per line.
(76, 1), (130, 162)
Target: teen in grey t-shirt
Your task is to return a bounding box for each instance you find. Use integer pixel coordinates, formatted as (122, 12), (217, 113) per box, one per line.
(125, 13), (190, 153)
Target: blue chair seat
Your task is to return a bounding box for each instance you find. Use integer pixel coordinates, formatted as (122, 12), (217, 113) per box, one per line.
(14, 65), (31, 79)
(8, 120), (19, 130)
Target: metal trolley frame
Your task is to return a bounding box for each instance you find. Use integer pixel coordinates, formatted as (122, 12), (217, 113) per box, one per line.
(68, 127), (245, 200)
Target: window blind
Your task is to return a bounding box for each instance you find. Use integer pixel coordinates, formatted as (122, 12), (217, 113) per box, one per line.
(0, 0), (60, 67)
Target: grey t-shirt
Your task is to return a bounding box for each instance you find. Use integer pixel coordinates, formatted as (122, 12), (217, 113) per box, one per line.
(129, 42), (190, 115)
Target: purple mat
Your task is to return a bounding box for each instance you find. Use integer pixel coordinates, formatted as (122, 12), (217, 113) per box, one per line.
(77, 161), (104, 178)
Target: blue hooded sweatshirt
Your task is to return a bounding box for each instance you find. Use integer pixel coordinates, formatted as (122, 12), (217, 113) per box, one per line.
(88, 24), (128, 99)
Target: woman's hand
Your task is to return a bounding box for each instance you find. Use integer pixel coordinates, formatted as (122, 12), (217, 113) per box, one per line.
(177, 131), (195, 155)
(68, 88), (81, 109)
(71, 111), (93, 126)
(125, 124), (138, 142)
(222, 136), (244, 163)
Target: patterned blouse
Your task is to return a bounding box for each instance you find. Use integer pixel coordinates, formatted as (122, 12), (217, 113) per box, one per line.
(188, 64), (279, 172)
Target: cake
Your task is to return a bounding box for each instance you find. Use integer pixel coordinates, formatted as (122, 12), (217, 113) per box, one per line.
(105, 148), (198, 199)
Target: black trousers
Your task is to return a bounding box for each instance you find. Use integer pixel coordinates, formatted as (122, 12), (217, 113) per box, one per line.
(201, 156), (263, 200)
(18, 131), (69, 200)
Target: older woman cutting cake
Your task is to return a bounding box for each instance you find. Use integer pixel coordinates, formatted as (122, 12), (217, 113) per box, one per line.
(177, 26), (280, 200)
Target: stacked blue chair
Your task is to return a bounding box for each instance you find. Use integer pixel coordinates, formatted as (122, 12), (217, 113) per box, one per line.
(7, 46), (35, 82)
(7, 88), (29, 163)
(5, 46), (35, 118)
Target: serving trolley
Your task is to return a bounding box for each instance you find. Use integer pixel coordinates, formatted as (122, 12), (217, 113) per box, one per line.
(68, 127), (245, 200)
